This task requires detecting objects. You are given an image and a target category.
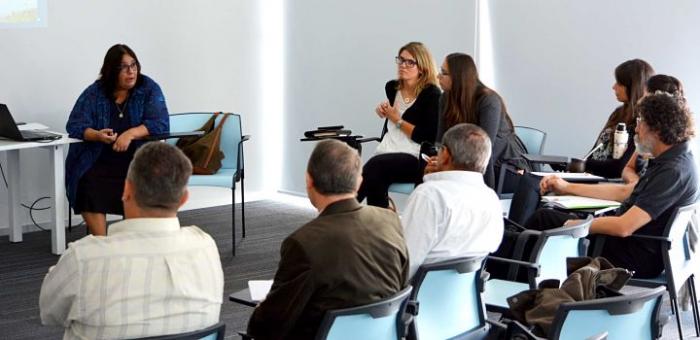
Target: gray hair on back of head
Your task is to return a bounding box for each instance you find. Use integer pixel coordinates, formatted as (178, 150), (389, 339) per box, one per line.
(307, 139), (361, 195)
(126, 142), (192, 211)
(441, 123), (492, 173)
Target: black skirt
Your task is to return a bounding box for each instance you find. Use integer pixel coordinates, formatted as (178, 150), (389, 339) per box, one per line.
(73, 145), (136, 215)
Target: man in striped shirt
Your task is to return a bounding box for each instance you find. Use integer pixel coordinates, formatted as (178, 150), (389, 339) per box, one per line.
(40, 142), (224, 339)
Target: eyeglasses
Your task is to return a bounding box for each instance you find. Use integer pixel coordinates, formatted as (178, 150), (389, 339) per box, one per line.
(439, 68), (450, 76)
(636, 116), (644, 125)
(118, 62), (138, 72)
(395, 56), (418, 68)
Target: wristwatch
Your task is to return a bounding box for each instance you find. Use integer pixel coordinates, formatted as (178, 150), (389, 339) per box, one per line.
(396, 119), (404, 129)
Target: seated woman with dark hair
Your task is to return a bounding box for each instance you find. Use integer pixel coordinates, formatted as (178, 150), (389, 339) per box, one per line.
(65, 44), (169, 236)
(357, 42), (441, 208)
(585, 59), (654, 178)
(433, 53), (528, 188)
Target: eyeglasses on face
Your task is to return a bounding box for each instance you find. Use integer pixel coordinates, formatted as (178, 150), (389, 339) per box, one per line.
(395, 56), (418, 68)
(439, 68), (450, 76)
(118, 62), (139, 72)
(636, 116), (644, 125)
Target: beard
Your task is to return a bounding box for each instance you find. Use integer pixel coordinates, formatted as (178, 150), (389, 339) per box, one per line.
(634, 134), (654, 157)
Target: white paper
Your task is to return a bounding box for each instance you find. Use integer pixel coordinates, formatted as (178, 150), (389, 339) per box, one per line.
(541, 195), (621, 209)
(248, 280), (274, 301)
(17, 122), (49, 131)
(531, 172), (605, 181)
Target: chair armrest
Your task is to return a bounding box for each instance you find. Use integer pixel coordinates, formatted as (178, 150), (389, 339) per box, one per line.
(242, 134), (251, 142)
(628, 234), (671, 244)
(237, 331), (254, 340)
(487, 256), (540, 273)
(504, 217), (527, 231)
(356, 137), (381, 144)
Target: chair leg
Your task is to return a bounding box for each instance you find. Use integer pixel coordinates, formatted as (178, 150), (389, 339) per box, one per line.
(689, 276), (700, 336)
(231, 187), (236, 257)
(672, 298), (684, 340)
(241, 177), (246, 238)
(68, 204), (72, 233)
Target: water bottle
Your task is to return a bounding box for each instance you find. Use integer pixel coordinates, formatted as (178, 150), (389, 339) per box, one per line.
(613, 123), (628, 159)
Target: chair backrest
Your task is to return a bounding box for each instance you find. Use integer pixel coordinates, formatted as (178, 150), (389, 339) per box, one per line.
(168, 113), (243, 170)
(662, 202), (700, 295)
(410, 257), (488, 340)
(551, 286), (665, 340)
(137, 322), (226, 340)
(316, 286), (413, 340)
(514, 126), (546, 155)
(529, 217), (592, 285)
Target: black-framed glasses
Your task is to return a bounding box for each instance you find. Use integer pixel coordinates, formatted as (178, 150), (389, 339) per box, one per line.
(118, 62), (139, 72)
(395, 56), (418, 68)
(439, 68), (450, 76)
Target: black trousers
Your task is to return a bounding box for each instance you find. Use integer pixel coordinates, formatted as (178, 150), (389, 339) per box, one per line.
(357, 152), (422, 208)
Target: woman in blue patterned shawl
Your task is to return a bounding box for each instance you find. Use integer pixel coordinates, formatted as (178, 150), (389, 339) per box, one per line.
(65, 44), (169, 235)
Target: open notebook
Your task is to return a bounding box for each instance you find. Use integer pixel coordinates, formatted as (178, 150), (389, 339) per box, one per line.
(541, 195), (621, 210)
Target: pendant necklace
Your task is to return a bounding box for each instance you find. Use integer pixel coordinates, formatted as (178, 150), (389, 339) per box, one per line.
(115, 97), (128, 119)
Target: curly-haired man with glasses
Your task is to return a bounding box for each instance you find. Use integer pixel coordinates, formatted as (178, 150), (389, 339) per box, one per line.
(525, 92), (697, 278)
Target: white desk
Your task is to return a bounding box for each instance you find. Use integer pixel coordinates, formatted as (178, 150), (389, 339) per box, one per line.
(0, 134), (80, 255)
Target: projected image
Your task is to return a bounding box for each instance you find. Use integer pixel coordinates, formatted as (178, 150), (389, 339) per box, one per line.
(0, 0), (42, 25)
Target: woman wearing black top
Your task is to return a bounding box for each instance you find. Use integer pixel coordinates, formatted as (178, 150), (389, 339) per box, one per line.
(586, 59), (654, 178)
(434, 53), (528, 188)
(357, 42), (440, 208)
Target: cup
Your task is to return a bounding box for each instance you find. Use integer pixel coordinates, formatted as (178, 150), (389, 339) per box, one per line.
(567, 158), (586, 173)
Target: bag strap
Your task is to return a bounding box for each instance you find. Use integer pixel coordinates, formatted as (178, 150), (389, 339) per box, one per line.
(201, 113), (231, 168)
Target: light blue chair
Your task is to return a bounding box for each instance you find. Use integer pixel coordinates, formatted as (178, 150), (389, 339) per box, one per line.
(138, 321), (225, 340)
(625, 202), (700, 339)
(484, 217), (592, 312)
(168, 113), (250, 255)
(409, 256), (489, 340)
(315, 286), (413, 340)
(505, 286), (666, 340)
(514, 126), (546, 155)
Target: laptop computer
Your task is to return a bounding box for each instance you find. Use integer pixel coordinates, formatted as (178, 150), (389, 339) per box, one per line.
(0, 103), (62, 141)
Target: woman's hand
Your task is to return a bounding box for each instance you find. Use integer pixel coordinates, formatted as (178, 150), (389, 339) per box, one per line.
(540, 175), (569, 195)
(112, 131), (133, 152)
(375, 101), (390, 118)
(383, 101), (401, 124)
(96, 128), (118, 144)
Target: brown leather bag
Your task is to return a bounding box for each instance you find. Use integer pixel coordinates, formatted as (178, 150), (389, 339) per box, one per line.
(176, 112), (230, 175)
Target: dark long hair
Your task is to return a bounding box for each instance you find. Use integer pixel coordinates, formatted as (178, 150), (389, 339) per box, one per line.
(98, 44), (142, 99)
(443, 53), (514, 131)
(607, 59), (654, 129)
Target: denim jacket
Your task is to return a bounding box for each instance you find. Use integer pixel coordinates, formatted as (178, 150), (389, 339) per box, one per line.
(64, 75), (169, 206)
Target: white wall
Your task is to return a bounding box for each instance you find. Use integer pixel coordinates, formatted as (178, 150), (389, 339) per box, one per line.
(487, 0), (700, 157)
(0, 0), (269, 230)
(281, 0), (478, 195)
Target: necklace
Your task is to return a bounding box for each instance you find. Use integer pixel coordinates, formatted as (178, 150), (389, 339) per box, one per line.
(401, 89), (415, 104)
(115, 97), (128, 119)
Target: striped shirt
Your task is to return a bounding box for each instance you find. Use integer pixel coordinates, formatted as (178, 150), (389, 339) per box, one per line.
(39, 218), (224, 340)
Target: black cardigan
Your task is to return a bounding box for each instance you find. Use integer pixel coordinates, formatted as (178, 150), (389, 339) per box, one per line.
(381, 80), (441, 144)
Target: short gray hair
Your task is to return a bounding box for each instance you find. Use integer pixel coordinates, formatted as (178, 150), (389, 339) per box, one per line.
(126, 142), (192, 211)
(442, 123), (492, 173)
(307, 139), (361, 195)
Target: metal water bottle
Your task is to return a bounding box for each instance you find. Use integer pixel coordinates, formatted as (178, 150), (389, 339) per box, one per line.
(613, 123), (628, 159)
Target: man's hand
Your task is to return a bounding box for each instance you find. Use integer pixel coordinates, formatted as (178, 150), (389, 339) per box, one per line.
(423, 156), (438, 175)
(540, 175), (570, 195)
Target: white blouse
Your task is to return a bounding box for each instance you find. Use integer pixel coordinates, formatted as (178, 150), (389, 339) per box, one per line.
(375, 91), (420, 156)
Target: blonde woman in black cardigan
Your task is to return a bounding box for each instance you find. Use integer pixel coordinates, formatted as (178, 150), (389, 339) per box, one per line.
(357, 42), (440, 208)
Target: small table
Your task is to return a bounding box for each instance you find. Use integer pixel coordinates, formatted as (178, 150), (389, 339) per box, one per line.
(0, 134), (81, 255)
(229, 288), (259, 307)
(523, 153), (569, 167)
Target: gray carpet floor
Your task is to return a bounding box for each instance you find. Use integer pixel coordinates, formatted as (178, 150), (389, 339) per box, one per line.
(0, 200), (698, 339)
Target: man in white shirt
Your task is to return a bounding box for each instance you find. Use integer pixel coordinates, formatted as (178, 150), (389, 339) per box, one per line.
(40, 142), (224, 339)
(402, 123), (504, 277)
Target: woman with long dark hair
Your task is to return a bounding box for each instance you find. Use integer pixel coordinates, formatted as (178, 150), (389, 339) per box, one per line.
(585, 59), (654, 178)
(65, 44), (169, 235)
(436, 53), (528, 188)
(357, 42), (441, 208)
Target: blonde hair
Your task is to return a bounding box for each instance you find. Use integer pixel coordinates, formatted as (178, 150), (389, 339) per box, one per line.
(397, 42), (438, 97)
